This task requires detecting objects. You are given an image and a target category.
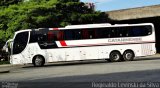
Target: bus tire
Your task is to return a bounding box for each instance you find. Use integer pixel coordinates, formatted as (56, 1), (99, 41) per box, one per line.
(109, 51), (121, 62)
(123, 50), (135, 61)
(33, 55), (45, 67)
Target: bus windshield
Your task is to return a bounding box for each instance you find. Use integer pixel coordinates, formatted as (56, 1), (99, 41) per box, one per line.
(13, 32), (29, 55)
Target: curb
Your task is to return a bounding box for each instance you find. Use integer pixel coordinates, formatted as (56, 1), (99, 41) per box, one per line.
(0, 64), (11, 67)
(0, 64), (25, 73)
(0, 70), (10, 73)
(0, 64), (12, 73)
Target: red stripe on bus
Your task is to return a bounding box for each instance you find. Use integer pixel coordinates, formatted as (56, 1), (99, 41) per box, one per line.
(60, 41), (67, 46)
(53, 28), (59, 30)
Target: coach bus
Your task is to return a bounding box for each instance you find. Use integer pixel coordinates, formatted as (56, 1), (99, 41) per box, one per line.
(10, 23), (156, 66)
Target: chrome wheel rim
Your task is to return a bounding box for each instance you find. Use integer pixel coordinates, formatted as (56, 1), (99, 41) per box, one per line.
(112, 53), (120, 61)
(35, 56), (43, 66)
(125, 53), (132, 60)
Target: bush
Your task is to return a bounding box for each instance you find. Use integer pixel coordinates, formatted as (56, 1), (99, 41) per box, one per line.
(0, 0), (109, 49)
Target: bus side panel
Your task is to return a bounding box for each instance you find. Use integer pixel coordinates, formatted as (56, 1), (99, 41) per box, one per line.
(26, 43), (46, 63)
(11, 43), (46, 65)
(46, 48), (66, 62)
(65, 48), (80, 61)
(141, 43), (156, 56)
(10, 54), (24, 65)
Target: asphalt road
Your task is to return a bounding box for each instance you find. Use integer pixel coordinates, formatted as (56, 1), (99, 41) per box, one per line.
(0, 55), (160, 88)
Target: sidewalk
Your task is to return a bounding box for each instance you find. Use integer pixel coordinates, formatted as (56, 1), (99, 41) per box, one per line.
(0, 64), (12, 73)
(0, 63), (28, 73)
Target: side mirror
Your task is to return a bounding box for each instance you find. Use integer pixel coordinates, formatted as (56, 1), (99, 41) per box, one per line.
(3, 39), (13, 53)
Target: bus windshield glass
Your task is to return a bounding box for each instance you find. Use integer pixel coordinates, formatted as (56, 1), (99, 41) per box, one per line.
(13, 32), (29, 55)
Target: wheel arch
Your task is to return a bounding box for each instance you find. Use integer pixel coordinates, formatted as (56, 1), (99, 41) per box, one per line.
(110, 50), (121, 55)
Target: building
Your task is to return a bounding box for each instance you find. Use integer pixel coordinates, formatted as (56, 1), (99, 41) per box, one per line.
(106, 4), (160, 21)
(106, 4), (160, 52)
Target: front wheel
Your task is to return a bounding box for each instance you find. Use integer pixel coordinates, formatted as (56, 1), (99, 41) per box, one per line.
(109, 51), (121, 62)
(123, 51), (135, 61)
(33, 55), (45, 67)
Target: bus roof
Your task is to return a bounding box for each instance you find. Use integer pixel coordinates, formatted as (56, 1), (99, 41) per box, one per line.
(14, 23), (154, 33)
(15, 29), (31, 34)
(65, 23), (111, 28)
(59, 23), (154, 30)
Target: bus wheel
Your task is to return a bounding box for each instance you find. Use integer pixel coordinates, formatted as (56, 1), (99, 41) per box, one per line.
(109, 51), (121, 62)
(123, 50), (135, 61)
(33, 55), (45, 67)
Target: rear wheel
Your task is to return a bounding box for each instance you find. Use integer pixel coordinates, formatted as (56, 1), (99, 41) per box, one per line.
(109, 51), (121, 62)
(123, 50), (135, 61)
(33, 55), (45, 67)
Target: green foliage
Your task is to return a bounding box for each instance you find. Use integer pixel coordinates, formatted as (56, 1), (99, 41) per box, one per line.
(58, 0), (79, 3)
(0, 0), (109, 48)
(0, 0), (23, 6)
(0, 61), (10, 64)
(55, 1), (109, 25)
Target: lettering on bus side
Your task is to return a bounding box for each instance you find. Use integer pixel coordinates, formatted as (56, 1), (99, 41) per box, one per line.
(108, 38), (142, 43)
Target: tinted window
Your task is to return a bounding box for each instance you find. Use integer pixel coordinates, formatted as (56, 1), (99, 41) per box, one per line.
(38, 30), (63, 49)
(128, 25), (152, 37)
(30, 25), (152, 43)
(88, 29), (96, 39)
(64, 30), (82, 40)
(29, 31), (37, 43)
(64, 30), (74, 40)
(13, 32), (29, 54)
(96, 28), (110, 38)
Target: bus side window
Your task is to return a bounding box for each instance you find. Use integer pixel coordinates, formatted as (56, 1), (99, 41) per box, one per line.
(47, 31), (58, 43)
(88, 29), (96, 39)
(82, 29), (89, 39)
(64, 30), (74, 40)
(128, 27), (134, 37)
(109, 27), (117, 38)
(38, 34), (47, 42)
(57, 31), (64, 40)
(110, 28), (119, 38)
(144, 26), (152, 35)
(74, 30), (82, 40)
(29, 31), (38, 43)
(48, 31), (53, 43)
(95, 28), (102, 38)
(131, 27), (141, 36)
(106, 28), (111, 38)
(122, 28), (129, 37)
(117, 27), (123, 37)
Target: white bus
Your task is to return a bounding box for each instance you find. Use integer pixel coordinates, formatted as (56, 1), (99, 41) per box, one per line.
(10, 23), (156, 66)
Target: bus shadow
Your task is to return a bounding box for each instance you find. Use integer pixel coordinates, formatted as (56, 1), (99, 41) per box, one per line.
(22, 56), (160, 68)
(23, 59), (108, 68)
(134, 57), (160, 61)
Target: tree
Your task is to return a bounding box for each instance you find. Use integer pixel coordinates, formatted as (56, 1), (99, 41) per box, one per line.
(55, 1), (109, 26)
(0, 0), (23, 6)
(0, 0), (110, 48)
(58, 0), (79, 3)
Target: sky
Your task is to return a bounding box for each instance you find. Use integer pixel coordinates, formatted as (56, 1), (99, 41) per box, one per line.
(81, 0), (160, 11)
